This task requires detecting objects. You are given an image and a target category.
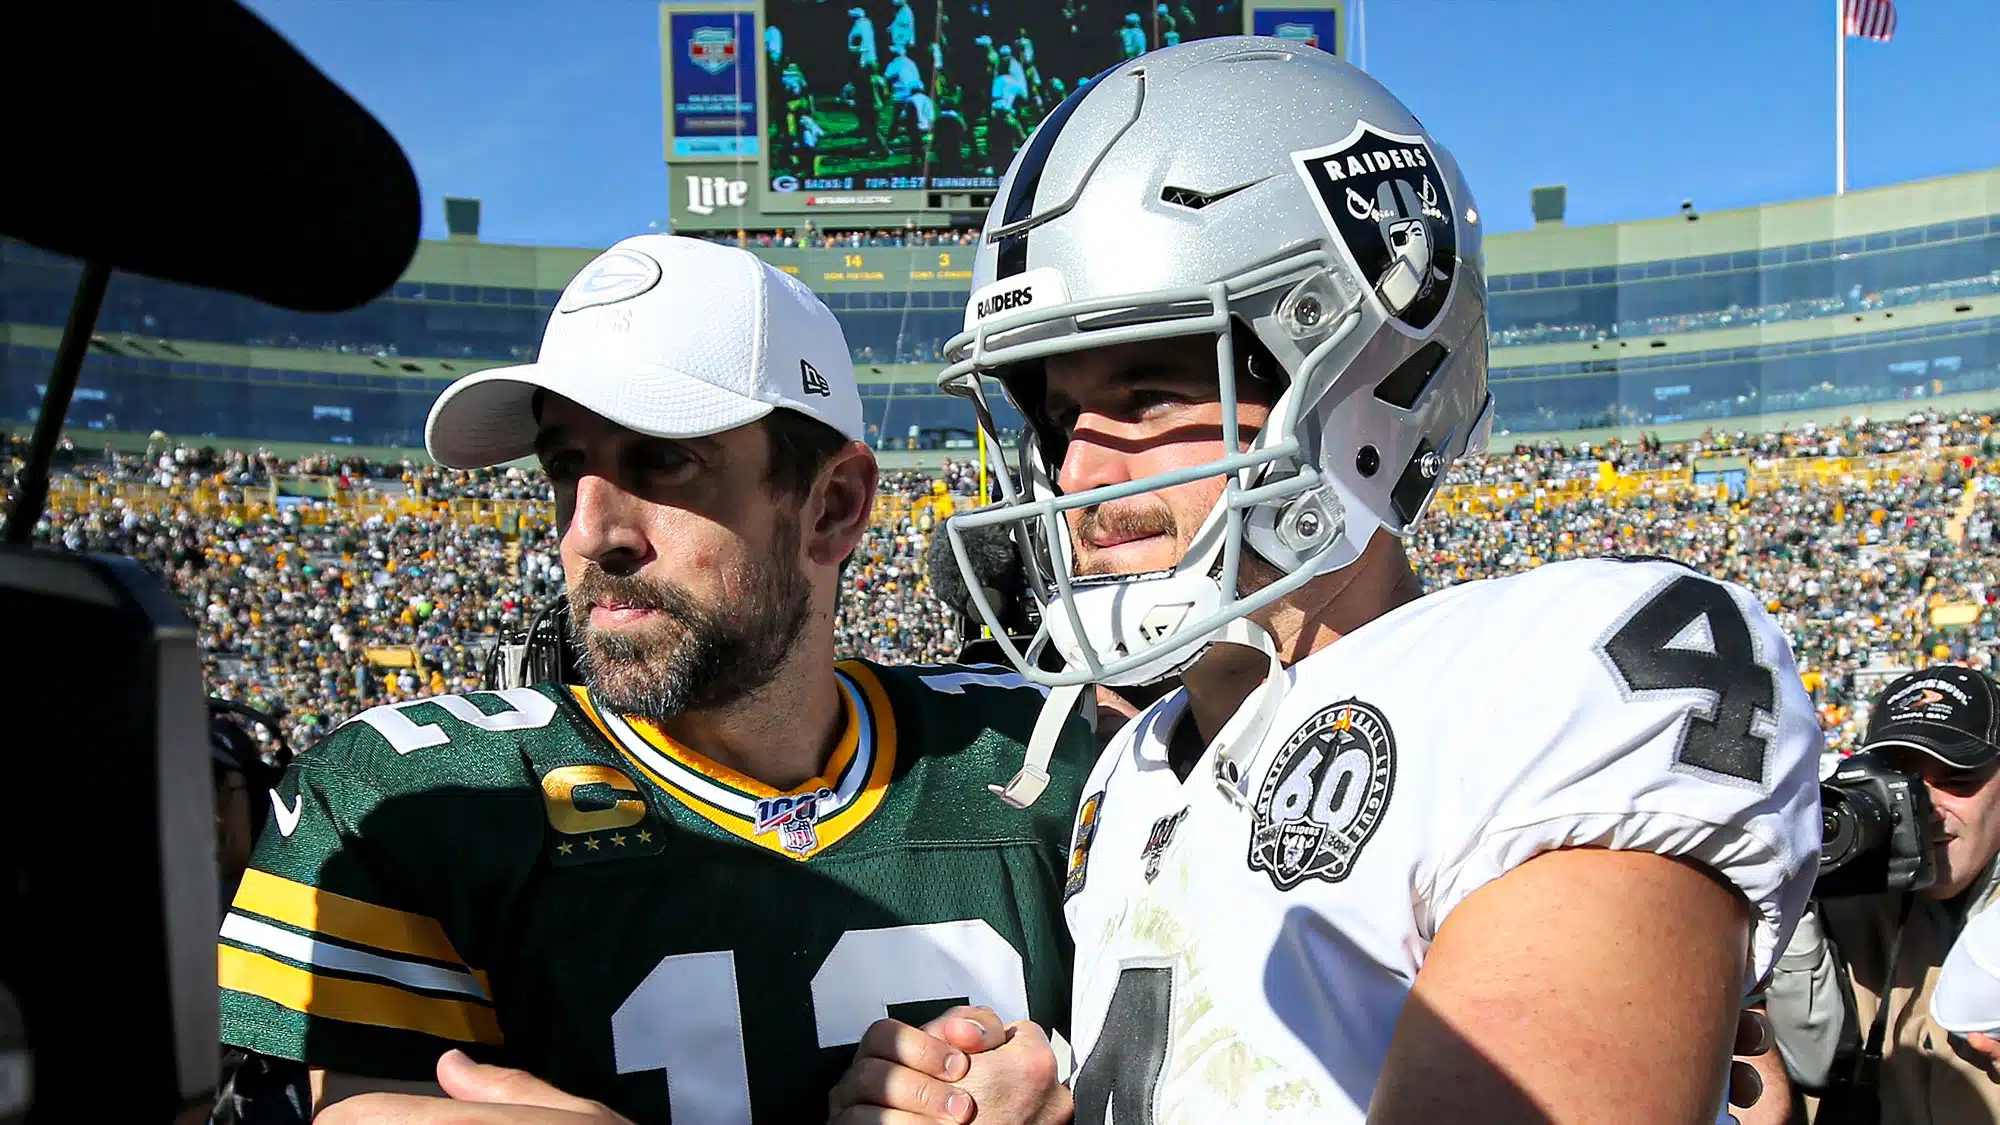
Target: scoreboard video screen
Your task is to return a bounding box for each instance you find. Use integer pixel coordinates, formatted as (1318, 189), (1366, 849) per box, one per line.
(761, 0), (1245, 196)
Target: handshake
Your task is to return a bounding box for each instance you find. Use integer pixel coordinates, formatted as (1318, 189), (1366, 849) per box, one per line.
(828, 1007), (1071, 1125)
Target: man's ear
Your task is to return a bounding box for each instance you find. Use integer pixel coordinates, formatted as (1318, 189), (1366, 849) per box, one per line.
(807, 442), (878, 569)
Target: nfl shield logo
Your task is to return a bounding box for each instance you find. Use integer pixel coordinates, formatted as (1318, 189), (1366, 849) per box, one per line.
(1272, 22), (1319, 48)
(755, 787), (835, 857)
(688, 26), (739, 74)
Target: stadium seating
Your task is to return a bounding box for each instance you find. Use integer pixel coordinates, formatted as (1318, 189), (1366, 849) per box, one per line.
(9, 409), (1998, 756)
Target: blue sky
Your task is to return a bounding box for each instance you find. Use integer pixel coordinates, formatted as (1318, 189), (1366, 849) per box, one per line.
(246, 0), (2000, 246)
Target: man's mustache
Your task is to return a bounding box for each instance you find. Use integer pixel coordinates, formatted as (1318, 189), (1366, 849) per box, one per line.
(569, 566), (694, 618)
(1074, 503), (1177, 545)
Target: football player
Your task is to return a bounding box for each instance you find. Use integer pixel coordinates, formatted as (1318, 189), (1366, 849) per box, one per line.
(829, 37), (1824, 1125)
(215, 235), (1097, 1123)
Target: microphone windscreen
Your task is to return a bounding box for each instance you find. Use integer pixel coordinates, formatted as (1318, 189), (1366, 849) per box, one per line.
(1, 0), (420, 313)
(927, 520), (1026, 625)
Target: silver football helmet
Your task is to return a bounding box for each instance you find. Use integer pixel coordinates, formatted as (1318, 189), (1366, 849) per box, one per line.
(941, 37), (1491, 798)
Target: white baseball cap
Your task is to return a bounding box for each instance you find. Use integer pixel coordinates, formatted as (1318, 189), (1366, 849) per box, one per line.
(425, 234), (864, 469)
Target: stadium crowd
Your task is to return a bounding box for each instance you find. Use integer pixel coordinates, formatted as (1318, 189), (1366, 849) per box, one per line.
(8, 408), (1999, 754)
(1449, 409), (2000, 485)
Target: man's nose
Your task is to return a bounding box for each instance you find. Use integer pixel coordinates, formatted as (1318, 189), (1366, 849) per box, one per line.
(564, 473), (650, 570)
(1057, 415), (1139, 495)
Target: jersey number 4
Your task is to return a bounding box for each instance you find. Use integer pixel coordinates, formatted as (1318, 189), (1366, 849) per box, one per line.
(1072, 966), (1173, 1125)
(612, 919), (1027, 1124)
(1601, 574), (1778, 786)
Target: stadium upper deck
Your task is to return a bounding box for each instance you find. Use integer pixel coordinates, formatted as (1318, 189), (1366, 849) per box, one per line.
(2, 168), (1995, 456)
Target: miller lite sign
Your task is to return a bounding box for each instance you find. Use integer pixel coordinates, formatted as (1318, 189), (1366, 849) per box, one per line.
(684, 175), (750, 216)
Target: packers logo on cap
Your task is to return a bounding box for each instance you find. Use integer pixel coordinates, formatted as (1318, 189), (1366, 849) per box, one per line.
(559, 247), (663, 314)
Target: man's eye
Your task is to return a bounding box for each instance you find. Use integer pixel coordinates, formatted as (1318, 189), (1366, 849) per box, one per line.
(1125, 390), (1188, 417)
(636, 444), (693, 474)
(543, 454), (583, 483)
(1937, 775), (1986, 797)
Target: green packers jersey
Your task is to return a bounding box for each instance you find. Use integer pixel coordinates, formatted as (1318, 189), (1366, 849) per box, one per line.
(218, 660), (1094, 1124)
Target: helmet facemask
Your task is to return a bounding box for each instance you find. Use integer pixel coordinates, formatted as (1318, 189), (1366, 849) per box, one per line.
(941, 251), (1380, 690)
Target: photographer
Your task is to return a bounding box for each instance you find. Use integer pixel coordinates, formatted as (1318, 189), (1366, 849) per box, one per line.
(208, 702), (291, 909)
(1768, 666), (2000, 1123)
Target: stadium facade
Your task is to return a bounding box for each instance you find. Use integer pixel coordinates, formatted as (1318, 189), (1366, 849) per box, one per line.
(4, 168), (1996, 464)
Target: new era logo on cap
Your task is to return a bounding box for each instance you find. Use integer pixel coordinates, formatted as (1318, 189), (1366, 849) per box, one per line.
(801, 359), (831, 397)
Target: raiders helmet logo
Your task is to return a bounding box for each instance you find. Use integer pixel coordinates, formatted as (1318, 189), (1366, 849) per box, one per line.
(1291, 121), (1457, 332)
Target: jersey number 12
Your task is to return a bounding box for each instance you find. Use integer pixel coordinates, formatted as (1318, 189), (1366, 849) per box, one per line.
(612, 919), (1027, 1124)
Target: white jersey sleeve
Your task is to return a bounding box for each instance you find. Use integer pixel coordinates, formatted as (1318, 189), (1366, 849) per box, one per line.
(1419, 557), (1824, 983)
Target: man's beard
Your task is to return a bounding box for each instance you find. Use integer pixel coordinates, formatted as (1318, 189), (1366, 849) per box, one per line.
(566, 522), (813, 722)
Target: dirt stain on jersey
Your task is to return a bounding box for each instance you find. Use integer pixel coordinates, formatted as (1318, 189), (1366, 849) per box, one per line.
(1123, 852), (1325, 1122)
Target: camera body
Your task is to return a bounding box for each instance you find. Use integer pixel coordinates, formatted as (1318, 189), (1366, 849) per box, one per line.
(1815, 752), (1938, 898)
(486, 595), (581, 690)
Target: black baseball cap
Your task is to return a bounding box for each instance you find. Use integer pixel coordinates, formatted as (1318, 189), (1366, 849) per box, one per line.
(1861, 665), (2000, 771)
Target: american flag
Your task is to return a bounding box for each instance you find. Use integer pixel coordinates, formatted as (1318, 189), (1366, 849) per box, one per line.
(1844, 0), (1896, 41)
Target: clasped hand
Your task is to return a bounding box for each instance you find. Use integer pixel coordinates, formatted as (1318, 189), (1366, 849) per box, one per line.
(827, 1005), (1071, 1125)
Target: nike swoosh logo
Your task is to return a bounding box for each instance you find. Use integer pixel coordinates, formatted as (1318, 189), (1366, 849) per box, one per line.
(270, 791), (304, 838)
(1159, 176), (1270, 210)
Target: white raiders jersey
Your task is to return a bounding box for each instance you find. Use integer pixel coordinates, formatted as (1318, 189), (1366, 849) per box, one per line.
(1061, 558), (1824, 1125)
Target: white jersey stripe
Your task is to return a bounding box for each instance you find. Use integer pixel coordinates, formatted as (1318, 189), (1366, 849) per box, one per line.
(597, 671), (877, 819)
(916, 668), (1052, 697)
(221, 912), (491, 1000)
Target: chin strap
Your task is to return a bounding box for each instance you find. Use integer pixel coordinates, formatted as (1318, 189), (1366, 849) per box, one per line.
(991, 681), (1090, 809)
(1206, 618), (1288, 809)
(991, 620), (1288, 811)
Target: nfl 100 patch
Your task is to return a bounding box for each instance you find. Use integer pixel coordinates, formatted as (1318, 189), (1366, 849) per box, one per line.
(754, 787), (837, 857)
(1247, 700), (1397, 890)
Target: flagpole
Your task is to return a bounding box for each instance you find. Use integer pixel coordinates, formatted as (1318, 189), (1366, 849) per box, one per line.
(1835, 0), (1847, 196)
(1356, 0), (1368, 71)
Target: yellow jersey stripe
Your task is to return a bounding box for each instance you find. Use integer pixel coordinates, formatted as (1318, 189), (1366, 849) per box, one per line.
(830, 661), (898, 837)
(221, 912), (488, 999)
(218, 944), (502, 1046)
(580, 664), (900, 860)
(592, 679), (864, 802)
(231, 869), (468, 969)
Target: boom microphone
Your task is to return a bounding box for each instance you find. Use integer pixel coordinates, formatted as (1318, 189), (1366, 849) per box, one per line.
(2, 0), (421, 313)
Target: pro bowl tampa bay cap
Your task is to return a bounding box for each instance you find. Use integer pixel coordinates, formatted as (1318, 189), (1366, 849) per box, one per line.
(425, 234), (863, 469)
(1860, 664), (2000, 771)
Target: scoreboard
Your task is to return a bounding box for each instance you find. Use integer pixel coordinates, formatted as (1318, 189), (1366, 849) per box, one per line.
(661, 0), (1346, 231)
(742, 244), (975, 293)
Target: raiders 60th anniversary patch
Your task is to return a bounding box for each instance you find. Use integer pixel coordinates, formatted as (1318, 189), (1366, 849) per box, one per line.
(1247, 700), (1397, 890)
(1291, 121), (1457, 332)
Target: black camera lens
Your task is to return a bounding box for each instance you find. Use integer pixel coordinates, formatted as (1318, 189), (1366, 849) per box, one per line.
(1816, 753), (1938, 898)
(1819, 782), (1888, 874)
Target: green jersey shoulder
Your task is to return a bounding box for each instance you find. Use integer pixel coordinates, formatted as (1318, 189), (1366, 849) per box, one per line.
(219, 659), (1095, 1123)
